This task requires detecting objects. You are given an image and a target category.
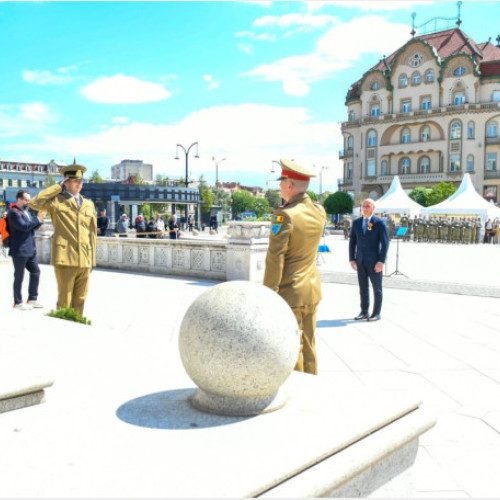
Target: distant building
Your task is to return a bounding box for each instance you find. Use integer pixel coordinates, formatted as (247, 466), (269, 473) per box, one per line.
(339, 24), (500, 202)
(111, 159), (153, 182)
(0, 159), (64, 206)
(219, 182), (265, 198)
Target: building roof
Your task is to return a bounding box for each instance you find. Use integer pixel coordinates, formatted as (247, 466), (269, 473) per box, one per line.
(347, 28), (500, 102)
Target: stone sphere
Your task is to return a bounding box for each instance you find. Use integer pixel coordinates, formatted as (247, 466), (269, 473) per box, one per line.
(178, 280), (300, 416)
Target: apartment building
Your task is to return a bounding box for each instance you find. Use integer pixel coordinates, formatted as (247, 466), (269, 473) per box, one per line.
(111, 159), (153, 182)
(339, 27), (500, 202)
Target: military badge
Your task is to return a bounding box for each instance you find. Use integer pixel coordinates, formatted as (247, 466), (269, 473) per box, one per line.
(272, 224), (281, 235)
(368, 222), (373, 231)
(273, 215), (284, 222)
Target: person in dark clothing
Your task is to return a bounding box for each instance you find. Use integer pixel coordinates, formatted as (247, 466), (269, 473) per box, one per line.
(135, 214), (146, 238)
(168, 214), (180, 239)
(7, 190), (45, 310)
(146, 218), (157, 238)
(97, 209), (109, 236)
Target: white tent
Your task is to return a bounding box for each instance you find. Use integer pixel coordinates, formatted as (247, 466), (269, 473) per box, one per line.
(353, 176), (424, 216)
(422, 173), (500, 222)
(372, 175), (424, 217)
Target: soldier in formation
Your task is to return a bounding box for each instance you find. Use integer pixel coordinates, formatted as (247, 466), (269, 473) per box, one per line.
(394, 215), (482, 244)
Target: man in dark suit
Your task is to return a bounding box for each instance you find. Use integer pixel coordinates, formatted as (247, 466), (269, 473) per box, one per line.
(7, 190), (45, 310)
(349, 198), (389, 321)
(97, 208), (109, 236)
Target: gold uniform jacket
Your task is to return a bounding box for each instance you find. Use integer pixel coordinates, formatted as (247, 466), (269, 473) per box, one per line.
(263, 193), (326, 307)
(30, 184), (97, 268)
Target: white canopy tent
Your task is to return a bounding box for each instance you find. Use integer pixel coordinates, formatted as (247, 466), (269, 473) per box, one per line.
(422, 173), (500, 223)
(353, 175), (424, 217)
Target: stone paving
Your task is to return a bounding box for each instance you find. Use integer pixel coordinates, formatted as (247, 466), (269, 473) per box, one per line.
(0, 235), (499, 497)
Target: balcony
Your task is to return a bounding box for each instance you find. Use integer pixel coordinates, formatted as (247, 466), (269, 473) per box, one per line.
(339, 177), (353, 186)
(484, 170), (500, 180)
(341, 101), (500, 129)
(485, 136), (500, 146)
(339, 148), (354, 159)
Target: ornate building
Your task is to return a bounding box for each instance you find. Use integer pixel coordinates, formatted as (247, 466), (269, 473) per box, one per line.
(339, 26), (500, 202)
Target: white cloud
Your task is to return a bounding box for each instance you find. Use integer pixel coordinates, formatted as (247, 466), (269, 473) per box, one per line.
(254, 13), (338, 28)
(22, 69), (79, 85)
(238, 43), (253, 55)
(20, 102), (57, 123)
(203, 75), (219, 91)
(33, 104), (341, 182)
(81, 74), (171, 104)
(243, 15), (411, 96)
(112, 116), (129, 124)
(317, 15), (411, 61)
(307, 1), (430, 12)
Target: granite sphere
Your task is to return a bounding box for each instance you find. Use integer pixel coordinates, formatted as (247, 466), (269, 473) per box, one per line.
(178, 280), (300, 416)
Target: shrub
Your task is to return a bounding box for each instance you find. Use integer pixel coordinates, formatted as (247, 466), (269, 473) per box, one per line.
(46, 307), (92, 326)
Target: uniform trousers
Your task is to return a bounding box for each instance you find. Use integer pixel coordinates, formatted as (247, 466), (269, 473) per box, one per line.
(357, 261), (383, 316)
(12, 255), (40, 305)
(291, 303), (318, 375)
(54, 265), (91, 315)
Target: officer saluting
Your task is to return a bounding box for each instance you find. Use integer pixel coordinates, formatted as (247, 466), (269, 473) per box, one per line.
(263, 158), (327, 375)
(30, 162), (97, 315)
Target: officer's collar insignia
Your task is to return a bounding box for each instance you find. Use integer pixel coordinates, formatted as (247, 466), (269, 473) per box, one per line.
(272, 224), (281, 235)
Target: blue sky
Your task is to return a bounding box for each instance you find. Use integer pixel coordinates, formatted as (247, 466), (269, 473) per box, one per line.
(1, 1), (500, 193)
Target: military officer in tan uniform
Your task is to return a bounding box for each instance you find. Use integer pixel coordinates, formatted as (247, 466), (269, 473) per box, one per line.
(263, 158), (327, 375)
(30, 163), (97, 315)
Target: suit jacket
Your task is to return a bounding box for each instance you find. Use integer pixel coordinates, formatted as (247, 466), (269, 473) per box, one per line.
(263, 193), (326, 307)
(7, 205), (42, 258)
(349, 214), (389, 267)
(30, 184), (97, 268)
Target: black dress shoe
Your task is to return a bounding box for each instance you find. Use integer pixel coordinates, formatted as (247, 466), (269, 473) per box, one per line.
(368, 314), (381, 321)
(354, 312), (369, 320)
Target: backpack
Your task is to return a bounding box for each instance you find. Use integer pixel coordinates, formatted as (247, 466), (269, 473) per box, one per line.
(2, 216), (10, 248)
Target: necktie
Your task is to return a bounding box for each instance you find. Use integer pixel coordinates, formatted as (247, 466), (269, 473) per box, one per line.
(363, 218), (368, 234)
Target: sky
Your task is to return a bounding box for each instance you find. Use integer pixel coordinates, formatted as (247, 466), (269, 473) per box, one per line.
(1, 0), (500, 194)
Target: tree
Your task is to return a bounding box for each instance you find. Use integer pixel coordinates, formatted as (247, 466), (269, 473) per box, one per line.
(323, 191), (353, 215)
(132, 173), (146, 185)
(427, 181), (456, 206)
(199, 176), (214, 214)
(46, 174), (56, 187)
(89, 169), (104, 183)
(140, 203), (151, 220)
(265, 189), (282, 209)
(307, 190), (318, 201)
(232, 190), (256, 217)
(155, 174), (170, 186)
(253, 197), (271, 217)
(409, 186), (431, 207)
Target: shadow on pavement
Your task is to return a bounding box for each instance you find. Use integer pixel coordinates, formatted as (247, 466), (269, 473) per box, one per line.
(116, 388), (253, 430)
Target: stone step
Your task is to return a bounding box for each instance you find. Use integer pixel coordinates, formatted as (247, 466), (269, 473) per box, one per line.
(0, 376), (54, 413)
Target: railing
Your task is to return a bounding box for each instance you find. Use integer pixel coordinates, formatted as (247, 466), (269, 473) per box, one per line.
(339, 148), (354, 159)
(484, 170), (500, 179)
(34, 221), (272, 283)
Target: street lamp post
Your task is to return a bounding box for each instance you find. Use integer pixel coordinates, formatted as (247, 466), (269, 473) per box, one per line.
(319, 166), (329, 199)
(212, 156), (226, 187)
(175, 142), (199, 222)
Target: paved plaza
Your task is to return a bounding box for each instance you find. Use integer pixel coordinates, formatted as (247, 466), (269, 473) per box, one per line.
(1, 235), (500, 497)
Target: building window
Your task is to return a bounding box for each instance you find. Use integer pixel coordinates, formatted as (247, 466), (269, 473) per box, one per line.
(349, 111), (355, 122)
(347, 162), (353, 179)
(450, 154), (461, 172)
(412, 71), (421, 85)
(367, 160), (376, 177)
(399, 157), (411, 175)
(467, 121), (475, 139)
(418, 156), (430, 174)
(487, 153), (497, 171)
(381, 160), (388, 175)
(420, 125), (430, 142)
(409, 53), (423, 67)
(454, 66), (466, 76)
(399, 74), (408, 87)
(371, 81), (380, 90)
(421, 96), (431, 110)
(347, 135), (354, 150)
(401, 127), (411, 144)
(425, 69), (435, 83)
(450, 120), (462, 139)
(493, 91), (500, 102)
(454, 91), (466, 105)
(487, 121), (498, 138)
(402, 100), (411, 113)
(371, 103), (380, 116)
(367, 130), (377, 147)
(467, 155), (474, 172)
